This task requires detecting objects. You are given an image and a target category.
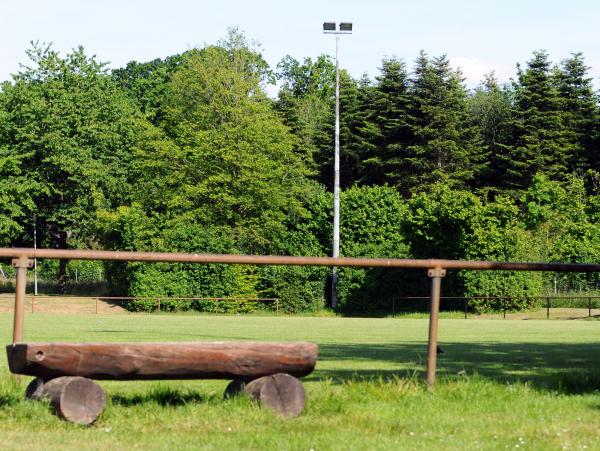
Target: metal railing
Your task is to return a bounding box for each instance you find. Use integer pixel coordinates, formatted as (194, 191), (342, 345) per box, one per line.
(391, 296), (600, 319)
(3, 247), (600, 388)
(18, 295), (280, 315)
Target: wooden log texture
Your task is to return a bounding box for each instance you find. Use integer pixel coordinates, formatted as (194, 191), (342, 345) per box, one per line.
(28, 376), (106, 425)
(6, 342), (318, 380)
(245, 373), (306, 417)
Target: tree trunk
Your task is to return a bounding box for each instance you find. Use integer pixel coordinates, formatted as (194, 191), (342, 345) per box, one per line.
(57, 258), (69, 294)
(7, 342), (318, 380)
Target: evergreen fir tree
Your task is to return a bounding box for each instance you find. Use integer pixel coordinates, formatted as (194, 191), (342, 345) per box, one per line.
(554, 53), (599, 174)
(506, 50), (572, 188)
(468, 73), (514, 191)
(366, 58), (413, 186)
(403, 51), (485, 193)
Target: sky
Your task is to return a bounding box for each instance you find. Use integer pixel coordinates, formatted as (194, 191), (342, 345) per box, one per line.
(1, 0), (599, 91)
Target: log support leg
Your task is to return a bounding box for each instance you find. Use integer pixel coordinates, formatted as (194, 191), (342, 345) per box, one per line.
(25, 376), (106, 425)
(225, 373), (306, 417)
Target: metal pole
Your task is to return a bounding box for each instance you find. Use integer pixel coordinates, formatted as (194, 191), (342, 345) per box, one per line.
(31, 296), (34, 314)
(12, 257), (32, 344)
(33, 215), (38, 296)
(546, 297), (550, 319)
(426, 267), (445, 388)
(331, 33), (341, 310)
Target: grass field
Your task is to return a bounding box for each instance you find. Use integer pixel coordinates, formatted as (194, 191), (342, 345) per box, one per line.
(1, 313), (600, 450)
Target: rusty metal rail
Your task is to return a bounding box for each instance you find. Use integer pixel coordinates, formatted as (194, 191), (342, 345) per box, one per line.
(3, 247), (600, 388)
(391, 295), (600, 319)
(23, 295), (279, 315)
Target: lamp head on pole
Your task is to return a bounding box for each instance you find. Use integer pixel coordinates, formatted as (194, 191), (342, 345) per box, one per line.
(323, 22), (353, 34)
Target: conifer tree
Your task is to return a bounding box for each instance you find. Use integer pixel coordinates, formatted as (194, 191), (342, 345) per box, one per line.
(468, 73), (514, 191)
(553, 53), (599, 174)
(506, 50), (572, 188)
(365, 58), (413, 186)
(404, 51), (485, 193)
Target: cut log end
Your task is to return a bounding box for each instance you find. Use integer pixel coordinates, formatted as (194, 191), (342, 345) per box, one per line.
(28, 376), (106, 425)
(244, 373), (306, 417)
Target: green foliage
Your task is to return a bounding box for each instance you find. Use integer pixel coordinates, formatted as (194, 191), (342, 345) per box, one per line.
(335, 186), (411, 313)
(0, 41), (154, 294)
(403, 52), (486, 191)
(3, 35), (600, 315)
(522, 174), (600, 291)
(404, 184), (543, 311)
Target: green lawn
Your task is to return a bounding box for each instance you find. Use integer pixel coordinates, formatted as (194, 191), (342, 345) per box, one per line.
(1, 313), (599, 450)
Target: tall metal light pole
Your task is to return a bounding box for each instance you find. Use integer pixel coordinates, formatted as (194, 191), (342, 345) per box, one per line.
(323, 21), (352, 309)
(33, 214), (38, 296)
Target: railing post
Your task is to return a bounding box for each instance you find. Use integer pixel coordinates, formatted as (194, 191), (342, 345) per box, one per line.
(12, 256), (33, 344)
(426, 267), (446, 389)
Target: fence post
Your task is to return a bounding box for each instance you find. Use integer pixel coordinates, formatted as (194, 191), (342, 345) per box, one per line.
(503, 298), (506, 319)
(12, 256), (33, 344)
(589, 297), (592, 318)
(546, 297), (550, 319)
(276, 299), (279, 316)
(31, 296), (34, 314)
(426, 267), (446, 389)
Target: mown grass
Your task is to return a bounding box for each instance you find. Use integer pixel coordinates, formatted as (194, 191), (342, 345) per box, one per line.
(1, 313), (600, 450)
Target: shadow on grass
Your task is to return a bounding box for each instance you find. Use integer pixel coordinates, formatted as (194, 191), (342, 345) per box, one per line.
(111, 388), (209, 407)
(0, 393), (19, 407)
(316, 341), (600, 394)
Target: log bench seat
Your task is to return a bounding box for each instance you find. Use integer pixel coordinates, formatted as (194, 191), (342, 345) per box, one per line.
(6, 341), (318, 423)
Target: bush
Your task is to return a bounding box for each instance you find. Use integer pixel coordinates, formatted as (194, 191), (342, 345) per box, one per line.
(258, 265), (327, 313)
(335, 186), (412, 314)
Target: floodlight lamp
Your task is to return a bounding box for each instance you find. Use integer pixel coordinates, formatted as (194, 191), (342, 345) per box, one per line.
(339, 22), (353, 32)
(323, 22), (336, 31)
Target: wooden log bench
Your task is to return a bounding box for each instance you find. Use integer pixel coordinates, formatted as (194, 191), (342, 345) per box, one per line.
(6, 341), (318, 423)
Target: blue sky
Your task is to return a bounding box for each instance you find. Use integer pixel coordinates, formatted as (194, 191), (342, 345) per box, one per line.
(1, 0), (599, 90)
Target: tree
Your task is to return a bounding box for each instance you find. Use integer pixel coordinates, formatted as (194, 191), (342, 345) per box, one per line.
(553, 53), (599, 175)
(112, 53), (185, 124)
(505, 51), (572, 188)
(0, 43), (146, 288)
(403, 52), (485, 193)
(468, 73), (514, 191)
(275, 54), (336, 174)
(364, 58), (413, 187)
(132, 39), (314, 253)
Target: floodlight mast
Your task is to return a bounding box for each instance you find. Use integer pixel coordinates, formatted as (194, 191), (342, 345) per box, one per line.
(322, 22), (352, 310)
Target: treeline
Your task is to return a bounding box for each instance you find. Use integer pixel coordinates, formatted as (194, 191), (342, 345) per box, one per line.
(1, 30), (599, 314)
